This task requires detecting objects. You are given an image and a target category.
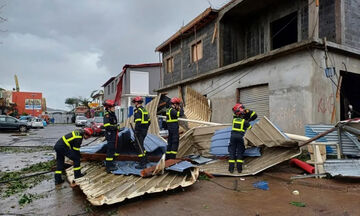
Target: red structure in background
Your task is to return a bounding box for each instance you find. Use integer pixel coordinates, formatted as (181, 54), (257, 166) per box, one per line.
(12, 91), (43, 117)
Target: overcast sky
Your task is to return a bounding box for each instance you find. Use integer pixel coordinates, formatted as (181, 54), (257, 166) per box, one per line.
(0, 0), (230, 110)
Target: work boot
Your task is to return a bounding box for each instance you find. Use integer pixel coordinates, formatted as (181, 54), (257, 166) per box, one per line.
(237, 162), (243, 173)
(55, 174), (65, 185)
(74, 170), (85, 179)
(135, 156), (148, 169)
(228, 163), (235, 173)
(105, 161), (117, 173)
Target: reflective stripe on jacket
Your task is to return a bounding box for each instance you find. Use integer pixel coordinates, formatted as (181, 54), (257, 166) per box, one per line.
(62, 130), (83, 151)
(166, 108), (180, 123)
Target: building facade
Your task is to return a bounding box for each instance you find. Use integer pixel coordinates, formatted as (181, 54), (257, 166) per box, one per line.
(102, 63), (162, 122)
(156, 0), (360, 135)
(12, 91), (43, 117)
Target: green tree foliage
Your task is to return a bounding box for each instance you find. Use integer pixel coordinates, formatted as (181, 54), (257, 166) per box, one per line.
(65, 97), (79, 111)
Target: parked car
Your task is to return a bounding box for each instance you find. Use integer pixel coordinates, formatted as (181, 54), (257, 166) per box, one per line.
(0, 115), (30, 132)
(19, 116), (33, 127)
(75, 116), (88, 127)
(90, 117), (104, 136)
(31, 117), (44, 129)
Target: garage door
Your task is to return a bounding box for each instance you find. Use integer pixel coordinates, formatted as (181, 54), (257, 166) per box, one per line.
(239, 84), (269, 118)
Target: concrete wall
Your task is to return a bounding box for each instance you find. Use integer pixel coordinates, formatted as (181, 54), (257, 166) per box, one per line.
(162, 47), (360, 135)
(103, 76), (120, 101)
(344, 0), (360, 49)
(162, 19), (218, 86)
(319, 0), (336, 42)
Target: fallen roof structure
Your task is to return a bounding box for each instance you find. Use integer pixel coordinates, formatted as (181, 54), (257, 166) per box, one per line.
(66, 162), (199, 206)
(324, 159), (360, 177)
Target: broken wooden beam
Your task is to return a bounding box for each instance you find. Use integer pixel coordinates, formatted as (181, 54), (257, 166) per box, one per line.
(298, 127), (337, 147)
(140, 159), (181, 177)
(80, 153), (161, 162)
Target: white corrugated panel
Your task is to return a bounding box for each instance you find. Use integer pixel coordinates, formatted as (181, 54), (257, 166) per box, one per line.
(239, 84), (269, 118)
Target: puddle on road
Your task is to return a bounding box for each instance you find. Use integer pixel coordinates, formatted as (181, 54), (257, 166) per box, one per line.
(0, 175), (89, 215)
(0, 151), (54, 172)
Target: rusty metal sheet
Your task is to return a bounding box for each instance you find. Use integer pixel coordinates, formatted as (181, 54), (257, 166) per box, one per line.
(66, 162), (199, 206)
(199, 147), (301, 177)
(244, 116), (298, 148)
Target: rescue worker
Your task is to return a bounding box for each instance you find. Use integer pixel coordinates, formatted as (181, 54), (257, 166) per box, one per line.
(103, 99), (118, 173)
(238, 103), (257, 122)
(132, 96), (151, 169)
(228, 104), (251, 173)
(165, 97), (183, 160)
(54, 127), (93, 185)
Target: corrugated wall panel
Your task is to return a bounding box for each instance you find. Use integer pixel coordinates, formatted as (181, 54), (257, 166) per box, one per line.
(305, 125), (360, 157)
(239, 85), (269, 118)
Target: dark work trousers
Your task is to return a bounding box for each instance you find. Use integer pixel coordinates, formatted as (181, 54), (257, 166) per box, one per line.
(228, 132), (245, 161)
(135, 130), (147, 154)
(105, 131), (117, 167)
(167, 128), (179, 159)
(54, 142), (80, 173)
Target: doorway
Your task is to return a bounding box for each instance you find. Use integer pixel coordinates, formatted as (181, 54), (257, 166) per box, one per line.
(340, 71), (360, 120)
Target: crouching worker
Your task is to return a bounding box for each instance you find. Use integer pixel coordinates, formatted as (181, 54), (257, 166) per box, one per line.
(228, 103), (251, 173)
(165, 97), (184, 160)
(54, 127), (93, 185)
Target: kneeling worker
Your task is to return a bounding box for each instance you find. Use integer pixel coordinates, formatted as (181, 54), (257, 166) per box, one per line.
(54, 127), (93, 184)
(228, 103), (251, 173)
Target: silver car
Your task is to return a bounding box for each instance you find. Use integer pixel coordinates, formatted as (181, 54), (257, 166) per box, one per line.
(75, 116), (88, 127)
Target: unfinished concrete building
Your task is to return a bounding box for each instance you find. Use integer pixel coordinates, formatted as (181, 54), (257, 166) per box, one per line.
(156, 0), (360, 134)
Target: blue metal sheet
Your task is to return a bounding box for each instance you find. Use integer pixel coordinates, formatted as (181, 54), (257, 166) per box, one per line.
(111, 161), (157, 175)
(324, 159), (360, 177)
(305, 124), (360, 157)
(80, 128), (167, 155)
(210, 126), (261, 157)
(166, 161), (195, 172)
(187, 155), (214, 164)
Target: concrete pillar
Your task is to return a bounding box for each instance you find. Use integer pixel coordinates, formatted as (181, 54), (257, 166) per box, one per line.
(308, 0), (319, 39)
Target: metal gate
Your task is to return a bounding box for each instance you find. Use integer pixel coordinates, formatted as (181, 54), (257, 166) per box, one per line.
(238, 84), (269, 118)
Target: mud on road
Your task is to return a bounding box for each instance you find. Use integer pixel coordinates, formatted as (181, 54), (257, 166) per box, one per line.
(1, 125), (360, 216)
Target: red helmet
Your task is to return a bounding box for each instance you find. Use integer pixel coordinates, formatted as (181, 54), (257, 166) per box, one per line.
(238, 103), (245, 109)
(232, 103), (245, 115)
(132, 96), (143, 103)
(103, 99), (115, 108)
(83, 128), (93, 136)
(170, 97), (181, 104)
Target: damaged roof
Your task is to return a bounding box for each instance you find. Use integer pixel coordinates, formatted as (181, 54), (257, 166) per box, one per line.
(66, 162), (199, 206)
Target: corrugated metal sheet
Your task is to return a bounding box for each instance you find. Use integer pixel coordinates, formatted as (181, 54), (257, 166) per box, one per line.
(66, 162), (199, 206)
(80, 128), (167, 155)
(111, 161), (157, 176)
(200, 147), (301, 176)
(305, 125), (360, 157)
(210, 126), (261, 156)
(244, 116), (298, 148)
(120, 95), (161, 135)
(183, 86), (212, 129)
(324, 159), (360, 177)
(166, 161), (195, 172)
(239, 84), (269, 118)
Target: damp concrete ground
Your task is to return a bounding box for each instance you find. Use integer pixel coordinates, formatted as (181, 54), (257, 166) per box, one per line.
(0, 125), (360, 216)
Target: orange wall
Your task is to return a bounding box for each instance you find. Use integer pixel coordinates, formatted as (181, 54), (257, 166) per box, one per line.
(12, 91), (43, 116)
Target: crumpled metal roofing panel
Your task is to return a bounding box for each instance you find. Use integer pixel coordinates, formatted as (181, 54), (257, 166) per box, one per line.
(111, 161), (157, 176)
(199, 147), (301, 177)
(166, 161), (195, 172)
(66, 162), (199, 206)
(305, 124), (360, 157)
(244, 116), (298, 148)
(324, 159), (360, 177)
(210, 126), (261, 156)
